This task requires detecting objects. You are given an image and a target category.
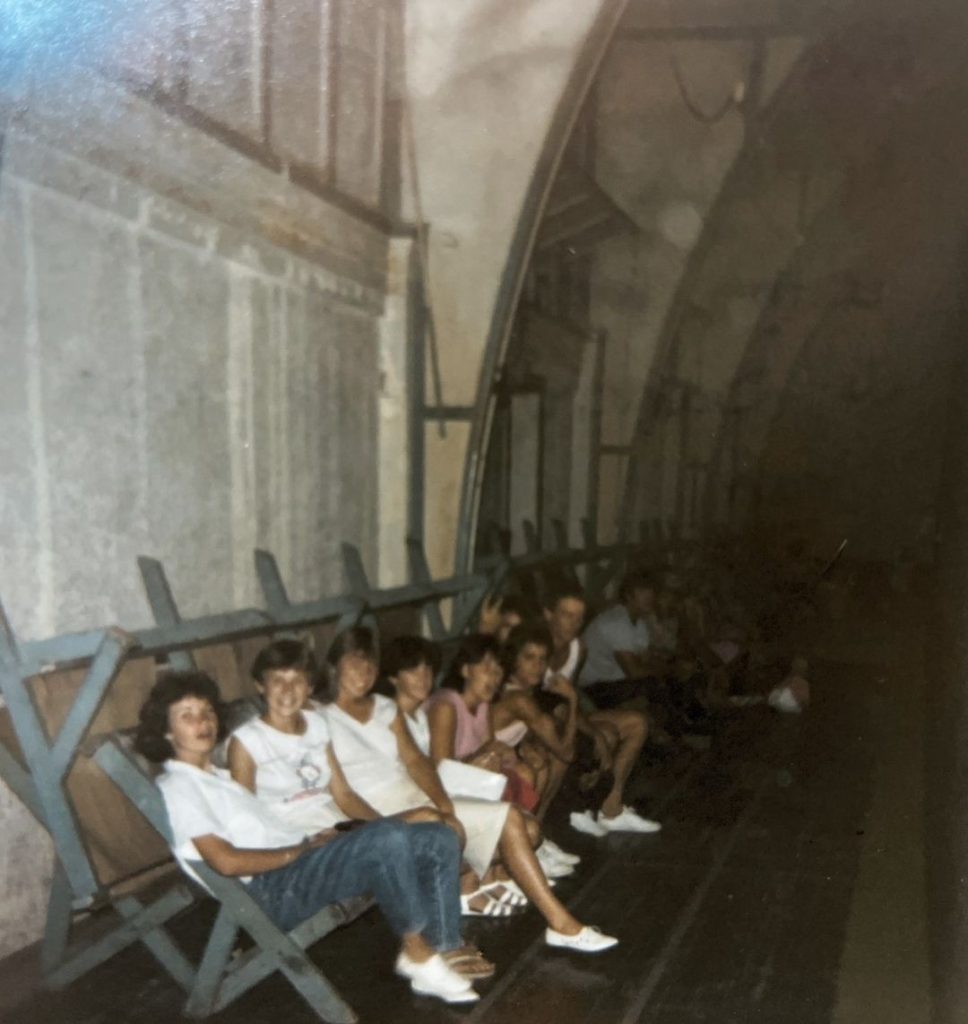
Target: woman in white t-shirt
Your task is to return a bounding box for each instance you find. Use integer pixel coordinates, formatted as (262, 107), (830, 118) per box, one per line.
(324, 627), (618, 954)
(135, 669), (479, 1005)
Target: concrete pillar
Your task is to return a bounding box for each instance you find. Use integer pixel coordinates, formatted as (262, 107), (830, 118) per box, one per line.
(376, 236), (417, 586)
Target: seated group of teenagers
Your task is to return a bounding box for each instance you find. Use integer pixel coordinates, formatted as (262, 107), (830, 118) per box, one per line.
(133, 567), (771, 1006)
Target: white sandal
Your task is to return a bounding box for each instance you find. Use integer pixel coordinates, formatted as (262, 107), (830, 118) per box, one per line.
(460, 889), (519, 917)
(479, 881), (528, 907)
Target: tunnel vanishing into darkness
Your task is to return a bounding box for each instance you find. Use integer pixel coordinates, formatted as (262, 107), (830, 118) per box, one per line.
(4, 0), (968, 1021)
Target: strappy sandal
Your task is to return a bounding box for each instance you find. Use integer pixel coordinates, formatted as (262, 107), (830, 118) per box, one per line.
(443, 947), (497, 979)
(460, 889), (520, 917)
(479, 880), (528, 907)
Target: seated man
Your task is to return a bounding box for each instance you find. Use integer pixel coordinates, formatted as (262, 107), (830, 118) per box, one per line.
(542, 583), (660, 837)
(577, 570), (672, 709)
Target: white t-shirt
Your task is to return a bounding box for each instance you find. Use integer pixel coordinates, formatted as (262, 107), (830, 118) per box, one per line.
(158, 759), (306, 888)
(324, 694), (412, 801)
(579, 604), (651, 686)
(231, 713), (344, 832)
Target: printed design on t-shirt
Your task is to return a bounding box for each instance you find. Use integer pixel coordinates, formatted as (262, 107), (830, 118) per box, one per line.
(285, 752), (326, 803)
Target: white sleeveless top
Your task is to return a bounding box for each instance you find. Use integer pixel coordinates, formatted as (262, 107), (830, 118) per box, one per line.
(404, 706), (431, 756)
(230, 712), (343, 831)
(546, 638), (581, 684)
(323, 694), (412, 801)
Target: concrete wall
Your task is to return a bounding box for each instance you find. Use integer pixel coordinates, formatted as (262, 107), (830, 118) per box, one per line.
(1, 121), (387, 641)
(403, 0), (614, 574)
(0, 0), (403, 959)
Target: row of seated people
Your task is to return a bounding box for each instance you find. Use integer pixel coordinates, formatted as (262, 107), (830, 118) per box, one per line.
(486, 564), (811, 742)
(132, 595), (667, 1008)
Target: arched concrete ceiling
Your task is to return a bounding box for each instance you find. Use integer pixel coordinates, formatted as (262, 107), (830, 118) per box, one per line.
(619, 2), (968, 557)
(404, 0), (627, 575)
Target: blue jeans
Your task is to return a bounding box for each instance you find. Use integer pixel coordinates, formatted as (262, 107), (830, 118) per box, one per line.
(246, 818), (462, 951)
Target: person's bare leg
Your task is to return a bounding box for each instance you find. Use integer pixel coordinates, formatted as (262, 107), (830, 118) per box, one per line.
(400, 932), (436, 963)
(589, 709), (647, 819)
(536, 756), (569, 822)
(498, 807), (581, 934)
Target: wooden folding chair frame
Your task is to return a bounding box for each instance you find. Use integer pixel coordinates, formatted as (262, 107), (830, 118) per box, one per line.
(0, 530), (644, 1001)
(94, 734), (371, 1023)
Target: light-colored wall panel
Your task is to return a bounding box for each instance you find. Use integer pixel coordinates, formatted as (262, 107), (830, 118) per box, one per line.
(184, 0), (265, 140)
(268, 0), (333, 170)
(333, 0), (386, 206)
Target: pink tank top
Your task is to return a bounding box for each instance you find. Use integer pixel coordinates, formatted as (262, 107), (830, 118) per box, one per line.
(428, 687), (490, 760)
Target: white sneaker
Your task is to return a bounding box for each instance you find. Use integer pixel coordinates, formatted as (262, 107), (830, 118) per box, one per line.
(597, 806), (662, 834)
(545, 925), (619, 953)
(397, 953), (479, 1004)
(569, 810), (608, 837)
(536, 844), (576, 878)
(542, 839), (581, 865)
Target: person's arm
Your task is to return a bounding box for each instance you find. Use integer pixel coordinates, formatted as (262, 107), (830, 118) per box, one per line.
(427, 699), (458, 764)
(192, 831), (335, 877)
(477, 593), (503, 635)
(392, 710), (455, 814)
(513, 690), (576, 763)
(226, 736), (257, 792)
(325, 746), (380, 821)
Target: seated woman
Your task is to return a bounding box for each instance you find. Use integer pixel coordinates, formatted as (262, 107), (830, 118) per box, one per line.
(426, 634), (540, 814)
(135, 670), (479, 1005)
(430, 630), (581, 880)
(491, 624), (581, 848)
(326, 627), (618, 953)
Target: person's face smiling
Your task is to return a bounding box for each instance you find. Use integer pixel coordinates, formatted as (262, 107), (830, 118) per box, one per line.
(259, 668), (311, 724)
(337, 651), (378, 700)
(393, 661), (434, 706)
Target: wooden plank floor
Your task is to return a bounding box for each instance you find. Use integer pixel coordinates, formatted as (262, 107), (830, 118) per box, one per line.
(5, 662), (880, 1024)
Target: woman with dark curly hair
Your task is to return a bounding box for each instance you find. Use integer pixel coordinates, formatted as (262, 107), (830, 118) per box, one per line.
(135, 669), (480, 1005)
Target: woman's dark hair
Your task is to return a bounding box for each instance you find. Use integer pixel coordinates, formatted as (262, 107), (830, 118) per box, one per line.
(321, 626), (379, 700)
(502, 621), (553, 676)
(498, 594), (537, 620)
(326, 625), (378, 667)
(251, 637), (320, 689)
(135, 670), (226, 764)
(382, 635), (441, 679)
(442, 633), (501, 691)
